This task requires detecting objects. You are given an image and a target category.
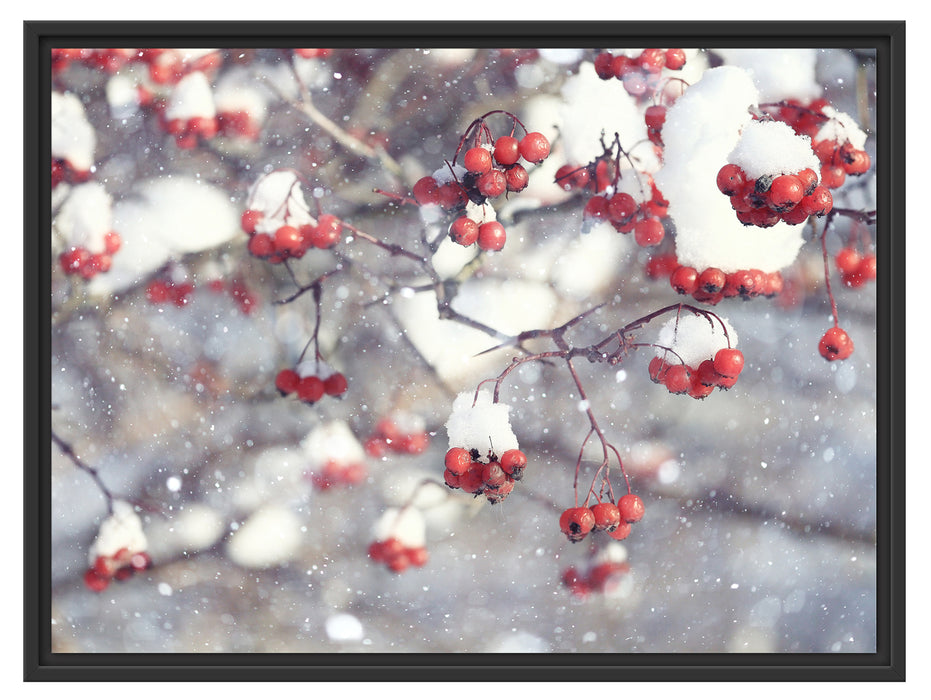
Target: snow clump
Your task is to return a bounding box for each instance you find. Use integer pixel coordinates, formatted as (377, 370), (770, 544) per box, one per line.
(654, 313), (738, 368)
(88, 500), (147, 563)
(445, 389), (519, 456)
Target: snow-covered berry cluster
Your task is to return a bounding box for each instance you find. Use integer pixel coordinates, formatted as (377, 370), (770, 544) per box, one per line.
(443, 390), (524, 504)
(411, 112), (551, 253)
(650, 313), (742, 399)
(158, 71), (220, 149)
(300, 420), (367, 490)
(368, 507), (428, 573)
(593, 49), (688, 99)
(717, 119), (832, 228)
(275, 360), (348, 404)
(810, 107), (872, 190)
(241, 171), (343, 263)
(561, 542), (630, 599)
(559, 493), (644, 543)
(364, 412), (430, 458)
(83, 501), (151, 593)
(54, 183), (122, 280)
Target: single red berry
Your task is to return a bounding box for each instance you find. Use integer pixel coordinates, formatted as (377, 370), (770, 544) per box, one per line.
(638, 48), (666, 73)
(634, 217), (665, 247)
(698, 267), (726, 294)
(801, 186), (833, 217)
(59, 247), (89, 274)
(644, 105), (666, 131)
(275, 368), (300, 395)
(713, 348), (744, 378)
(311, 214), (342, 249)
(617, 493), (645, 523)
(274, 225), (304, 255)
(386, 551), (411, 573)
(819, 164), (846, 189)
(835, 247), (862, 275)
(780, 205), (810, 226)
(505, 164), (529, 192)
(555, 164), (589, 191)
(648, 356), (669, 383)
(500, 449), (527, 480)
(591, 502), (622, 532)
(407, 546), (429, 568)
(463, 146), (493, 174)
(481, 461), (507, 489)
(365, 436), (389, 458)
(476, 169), (507, 198)
(818, 326), (854, 361)
(842, 149), (871, 175)
(449, 216), (479, 246)
(796, 168), (819, 195)
(248, 232), (275, 258)
(477, 221), (507, 252)
(688, 373), (716, 399)
(607, 192), (637, 222)
(445, 447), (472, 476)
(83, 568), (110, 592)
(399, 432), (429, 454)
(493, 135), (520, 166)
(296, 375), (325, 403)
(767, 174), (804, 212)
(858, 253), (877, 282)
(670, 266), (699, 295)
(413, 176), (439, 206)
(664, 48), (687, 70)
(459, 465), (486, 495)
(608, 521), (632, 540)
(696, 358), (722, 387)
(559, 507), (596, 542)
(716, 164), (746, 196)
(518, 132), (550, 164)
(323, 372), (348, 396)
(367, 540), (387, 562)
(583, 195), (610, 222)
(663, 364), (691, 394)
(593, 52), (615, 79)
(443, 468), (461, 489)
(610, 54), (632, 79)
(104, 231), (122, 255)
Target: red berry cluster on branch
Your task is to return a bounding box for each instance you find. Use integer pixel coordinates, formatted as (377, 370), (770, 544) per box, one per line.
(367, 537), (429, 574)
(559, 493), (644, 543)
(51, 157), (92, 189)
(767, 98), (832, 138)
(669, 264), (784, 304)
(649, 347), (745, 399)
(83, 547), (152, 593)
(835, 247), (877, 289)
(561, 544), (631, 599)
(442, 447), (525, 505)
(161, 113), (218, 150)
(812, 138), (871, 190)
(59, 231), (121, 279)
(364, 414), (430, 458)
(593, 49), (687, 98)
(242, 209), (343, 263)
(410, 111), (551, 253)
(308, 459), (366, 491)
(146, 277), (195, 307)
(716, 163), (832, 227)
(275, 364), (348, 404)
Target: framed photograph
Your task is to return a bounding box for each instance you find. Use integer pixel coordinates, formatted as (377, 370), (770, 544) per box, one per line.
(26, 21), (904, 681)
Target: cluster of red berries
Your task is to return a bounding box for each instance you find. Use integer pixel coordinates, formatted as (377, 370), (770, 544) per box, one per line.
(275, 367), (348, 404)
(83, 547), (152, 593)
(51, 158), (92, 189)
(835, 247), (877, 289)
(216, 110), (262, 141)
(160, 113), (219, 150)
(767, 98), (832, 139)
(241, 210), (343, 263)
(561, 559), (630, 599)
(412, 117), (551, 253)
(142, 49), (222, 86)
(580, 184), (668, 246)
(364, 416), (430, 458)
(649, 347), (745, 399)
(443, 447), (526, 505)
(818, 326), (854, 361)
(59, 231), (122, 280)
(559, 494), (645, 543)
(811, 138), (871, 190)
(308, 459), (366, 491)
(593, 49), (688, 98)
(294, 49), (333, 60)
(367, 537), (429, 574)
(669, 264), (784, 304)
(52, 48), (137, 76)
(716, 164), (833, 227)
(146, 278), (195, 307)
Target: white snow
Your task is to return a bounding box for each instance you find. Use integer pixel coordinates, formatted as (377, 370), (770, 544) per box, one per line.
(717, 48), (822, 103)
(727, 120), (820, 180)
(55, 182), (112, 252)
(213, 67), (270, 122)
(654, 312), (738, 368)
(247, 170), (316, 234)
(371, 507), (425, 548)
(300, 420), (366, 472)
(325, 613), (364, 642)
(814, 106), (868, 149)
(226, 504), (303, 569)
(88, 500), (147, 563)
(164, 71), (216, 121)
(51, 91), (96, 172)
(143, 504), (225, 561)
(445, 389), (519, 456)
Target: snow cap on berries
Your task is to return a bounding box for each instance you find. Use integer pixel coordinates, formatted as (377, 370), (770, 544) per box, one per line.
(247, 170), (315, 233)
(164, 70), (216, 121)
(55, 182), (113, 251)
(432, 163), (467, 186)
(654, 313), (738, 368)
(52, 91), (96, 172)
(717, 48), (821, 102)
(213, 67), (270, 122)
(445, 389), (519, 456)
(372, 507), (426, 548)
(88, 500), (147, 564)
(295, 359), (337, 381)
(226, 505), (303, 569)
(814, 106), (868, 150)
(727, 120), (820, 181)
(300, 420), (366, 472)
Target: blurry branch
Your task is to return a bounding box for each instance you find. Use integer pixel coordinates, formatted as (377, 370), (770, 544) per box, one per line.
(51, 431), (115, 515)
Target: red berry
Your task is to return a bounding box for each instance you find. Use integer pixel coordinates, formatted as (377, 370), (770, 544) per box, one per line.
(445, 447), (472, 476)
(559, 507), (596, 542)
(663, 364), (691, 394)
(476, 169), (507, 198)
(835, 247), (861, 275)
(670, 266), (699, 295)
(323, 372), (348, 396)
(386, 551), (410, 573)
(484, 479), (514, 504)
(274, 225), (304, 255)
(767, 174), (804, 212)
(591, 502), (621, 532)
(518, 132), (550, 164)
(83, 568), (110, 592)
(555, 164), (589, 191)
(796, 168), (819, 195)
(780, 205), (810, 226)
(459, 466), (486, 495)
(297, 375), (325, 403)
(842, 149), (871, 175)
(481, 461), (507, 489)
(716, 164), (746, 196)
(407, 546), (429, 568)
(463, 146), (493, 174)
(688, 373), (716, 399)
(664, 48), (687, 70)
(593, 52), (615, 79)
(443, 468), (461, 489)
(436, 183), (466, 210)
(698, 267), (726, 294)
(311, 214), (342, 249)
(611, 54), (632, 79)
(607, 192), (637, 222)
(400, 432), (429, 454)
(638, 48), (666, 73)
(648, 356), (669, 383)
(477, 221), (507, 252)
(493, 136), (520, 166)
(858, 253), (877, 282)
(248, 232), (275, 258)
(104, 231), (122, 255)
(820, 164), (846, 189)
(505, 164), (529, 192)
(59, 247), (89, 274)
(818, 326), (854, 361)
(413, 176), (440, 206)
(583, 195), (610, 222)
(617, 494), (645, 523)
(500, 448), (527, 480)
(449, 217), (479, 246)
(608, 522), (632, 540)
(275, 368), (300, 395)
(696, 359), (722, 387)
(801, 186), (833, 217)
(644, 105), (666, 131)
(368, 540), (387, 562)
(713, 348), (744, 378)
(634, 217), (665, 247)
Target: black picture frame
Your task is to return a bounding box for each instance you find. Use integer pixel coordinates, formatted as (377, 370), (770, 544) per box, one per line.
(26, 20), (905, 682)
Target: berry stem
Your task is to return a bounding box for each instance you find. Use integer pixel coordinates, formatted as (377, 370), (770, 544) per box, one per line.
(51, 431), (115, 515)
